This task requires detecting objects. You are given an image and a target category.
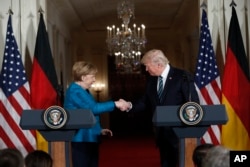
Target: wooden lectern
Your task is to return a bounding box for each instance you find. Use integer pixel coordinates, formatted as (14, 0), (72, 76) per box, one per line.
(20, 109), (96, 167)
(152, 104), (228, 167)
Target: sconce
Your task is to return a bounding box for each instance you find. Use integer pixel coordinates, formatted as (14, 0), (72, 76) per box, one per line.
(91, 82), (105, 101)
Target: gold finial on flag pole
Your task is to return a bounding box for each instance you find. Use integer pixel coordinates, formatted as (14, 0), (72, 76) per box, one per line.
(7, 7), (13, 15)
(200, 1), (207, 9)
(38, 6), (44, 14)
(230, 0), (237, 7)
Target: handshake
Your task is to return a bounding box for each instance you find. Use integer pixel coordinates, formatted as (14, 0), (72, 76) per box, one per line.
(114, 99), (132, 111)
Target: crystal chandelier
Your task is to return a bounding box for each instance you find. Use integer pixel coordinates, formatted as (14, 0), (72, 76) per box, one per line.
(106, 0), (147, 73)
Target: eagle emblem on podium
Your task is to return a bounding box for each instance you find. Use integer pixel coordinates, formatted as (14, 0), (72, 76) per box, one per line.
(43, 106), (68, 129)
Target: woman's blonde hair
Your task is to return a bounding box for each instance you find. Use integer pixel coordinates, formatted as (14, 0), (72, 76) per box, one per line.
(72, 61), (97, 81)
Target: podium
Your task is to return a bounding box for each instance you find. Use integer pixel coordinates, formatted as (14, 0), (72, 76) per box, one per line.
(20, 109), (96, 141)
(20, 108), (96, 167)
(152, 104), (228, 167)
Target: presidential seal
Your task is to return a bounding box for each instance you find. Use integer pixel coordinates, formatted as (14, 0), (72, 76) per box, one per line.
(43, 106), (68, 129)
(179, 102), (204, 125)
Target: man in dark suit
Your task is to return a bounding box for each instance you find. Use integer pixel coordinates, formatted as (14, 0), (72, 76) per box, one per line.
(127, 49), (200, 167)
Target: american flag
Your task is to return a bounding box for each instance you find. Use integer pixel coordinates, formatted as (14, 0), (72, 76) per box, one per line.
(0, 15), (36, 155)
(194, 9), (222, 145)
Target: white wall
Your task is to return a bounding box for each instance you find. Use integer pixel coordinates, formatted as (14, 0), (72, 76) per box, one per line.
(47, 0), (73, 90)
(0, 0), (249, 87)
(206, 0), (249, 64)
(0, 0), (72, 88)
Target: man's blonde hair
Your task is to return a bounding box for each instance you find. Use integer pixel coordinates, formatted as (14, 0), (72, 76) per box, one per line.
(141, 49), (169, 66)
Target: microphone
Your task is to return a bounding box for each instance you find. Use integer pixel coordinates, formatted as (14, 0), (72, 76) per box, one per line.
(182, 72), (193, 102)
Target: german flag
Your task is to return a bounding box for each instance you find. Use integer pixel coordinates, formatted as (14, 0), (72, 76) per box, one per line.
(30, 13), (61, 152)
(221, 6), (250, 150)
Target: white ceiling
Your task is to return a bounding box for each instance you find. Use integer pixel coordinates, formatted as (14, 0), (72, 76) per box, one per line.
(51, 0), (198, 32)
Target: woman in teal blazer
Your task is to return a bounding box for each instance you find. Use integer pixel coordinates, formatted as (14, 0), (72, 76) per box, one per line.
(64, 61), (126, 167)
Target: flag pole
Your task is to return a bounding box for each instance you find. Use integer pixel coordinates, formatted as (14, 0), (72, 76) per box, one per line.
(37, 6), (52, 157)
(0, 8), (37, 156)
